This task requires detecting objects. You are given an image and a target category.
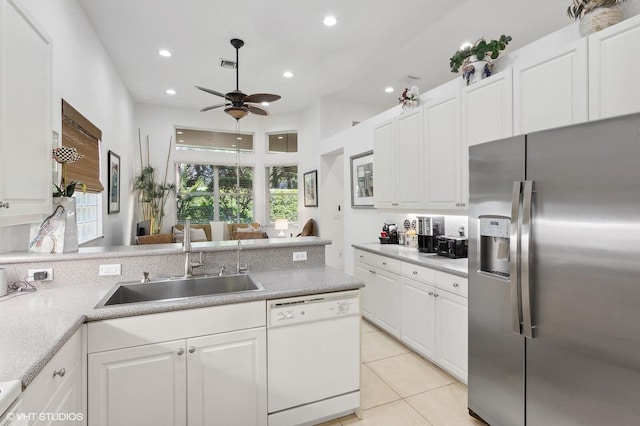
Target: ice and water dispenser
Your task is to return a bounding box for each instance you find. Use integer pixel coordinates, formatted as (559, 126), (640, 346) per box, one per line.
(478, 217), (511, 278)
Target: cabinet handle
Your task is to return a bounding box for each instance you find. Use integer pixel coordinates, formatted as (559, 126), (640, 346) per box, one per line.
(188, 346), (196, 354)
(0, 201), (9, 209)
(369, 270), (376, 274)
(177, 348), (185, 355)
(392, 203), (399, 206)
(434, 293), (439, 298)
(53, 368), (66, 378)
(453, 283), (459, 288)
(382, 261), (387, 265)
(359, 255), (364, 258)
(428, 291), (434, 296)
(412, 271), (418, 275)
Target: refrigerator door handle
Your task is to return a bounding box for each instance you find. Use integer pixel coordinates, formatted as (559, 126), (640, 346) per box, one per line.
(521, 180), (534, 338)
(510, 181), (523, 335)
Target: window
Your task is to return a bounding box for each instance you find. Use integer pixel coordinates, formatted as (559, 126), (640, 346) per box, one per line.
(268, 132), (298, 153)
(175, 128), (254, 153)
(267, 166), (298, 223)
(75, 192), (101, 244)
(61, 100), (103, 244)
(176, 163), (253, 223)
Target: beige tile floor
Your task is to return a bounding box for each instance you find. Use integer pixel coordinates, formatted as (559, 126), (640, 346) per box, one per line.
(317, 319), (485, 426)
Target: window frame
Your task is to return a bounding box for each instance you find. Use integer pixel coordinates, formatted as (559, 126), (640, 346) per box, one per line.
(266, 164), (299, 225)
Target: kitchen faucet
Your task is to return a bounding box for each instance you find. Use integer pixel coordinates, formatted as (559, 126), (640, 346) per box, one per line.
(183, 220), (203, 277)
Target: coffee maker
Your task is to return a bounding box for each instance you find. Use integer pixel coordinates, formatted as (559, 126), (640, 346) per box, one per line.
(416, 216), (445, 253)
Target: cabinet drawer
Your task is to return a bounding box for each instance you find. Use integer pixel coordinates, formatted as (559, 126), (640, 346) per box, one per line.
(400, 262), (436, 284)
(435, 271), (468, 298)
(354, 249), (375, 266)
(22, 326), (83, 414)
(354, 249), (401, 274)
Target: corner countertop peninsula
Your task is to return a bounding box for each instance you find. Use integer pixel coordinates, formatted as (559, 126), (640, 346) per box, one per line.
(0, 237), (363, 388)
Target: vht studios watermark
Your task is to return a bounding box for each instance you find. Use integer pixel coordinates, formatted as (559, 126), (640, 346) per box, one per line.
(7, 412), (84, 422)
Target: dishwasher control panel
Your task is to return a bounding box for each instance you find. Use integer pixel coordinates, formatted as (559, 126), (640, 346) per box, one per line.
(268, 290), (360, 327)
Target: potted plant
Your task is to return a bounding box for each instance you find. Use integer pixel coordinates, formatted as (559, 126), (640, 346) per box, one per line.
(450, 35), (512, 85)
(134, 131), (175, 235)
(567, 0), (626, 35)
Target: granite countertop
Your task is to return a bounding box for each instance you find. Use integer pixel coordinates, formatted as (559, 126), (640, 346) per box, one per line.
(0, 266), (362, 389)
(352, 242), (468, 278)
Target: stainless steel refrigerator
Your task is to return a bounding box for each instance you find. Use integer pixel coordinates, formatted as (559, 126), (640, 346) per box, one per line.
(468, 113), (640, 426)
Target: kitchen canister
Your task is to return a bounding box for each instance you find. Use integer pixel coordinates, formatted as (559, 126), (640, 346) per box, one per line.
(0, 267), (7, 297)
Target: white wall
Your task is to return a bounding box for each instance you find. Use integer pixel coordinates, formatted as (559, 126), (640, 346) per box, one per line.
(0, 0), (136, 253)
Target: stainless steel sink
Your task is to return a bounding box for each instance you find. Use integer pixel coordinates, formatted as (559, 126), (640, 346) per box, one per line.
(95, 274), (263, 308)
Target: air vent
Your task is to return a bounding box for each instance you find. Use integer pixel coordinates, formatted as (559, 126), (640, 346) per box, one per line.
(399, 74), (421, 84)
(220, 59), (237, 69)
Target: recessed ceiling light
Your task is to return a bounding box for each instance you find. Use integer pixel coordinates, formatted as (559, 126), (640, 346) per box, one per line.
(231, 144), (237, 147)
(459, 42), (473, 50)
(237, 137), (242, 140)
(158, 49), (172, 57)
(385, 87), (394, 93)
(178, 139), (184, 143)
(177, 131), (183, 134)
(283, 71), (294, 78)
(323, 16), (337, 26)
(261, 101), (270, 106)
(278, 136), (284, 139)
(166, 89), (176, 95)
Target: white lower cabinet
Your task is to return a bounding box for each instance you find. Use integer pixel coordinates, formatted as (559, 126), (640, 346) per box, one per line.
(434, 288), (468, 382)
(21, 327), (85, 426)
(88, 340), (186, 426)
(374, 269), (401, 337)
(400, 277), (436, 359)
(87, 302), (267, 426)
(355, 249), (469, 382)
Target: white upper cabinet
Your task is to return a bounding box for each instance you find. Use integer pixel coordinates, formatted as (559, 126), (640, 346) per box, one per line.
(423, 82), (465, 210)
(0, 0), (52, 225)
(513, 38), (588, 135)
(373, 121), (395, 207)
(373, 107), (424, 209)
(589, 14), (640, 120)
(461, 70), (514, 147)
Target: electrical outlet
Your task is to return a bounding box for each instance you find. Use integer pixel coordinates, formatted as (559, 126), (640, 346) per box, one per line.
(293, 251), (307, 261)
(28, 268), (53, 281)
(99, 264), (122, 276)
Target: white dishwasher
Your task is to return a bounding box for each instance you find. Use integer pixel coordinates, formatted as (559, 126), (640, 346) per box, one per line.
(267, 290), (360, 426)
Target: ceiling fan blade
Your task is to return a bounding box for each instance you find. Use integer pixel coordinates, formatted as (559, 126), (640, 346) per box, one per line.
(200, 103), (227, 112)
(244, 93), (281, 104)
(247, 104), (269, 116)
(195, 86), (227, 98)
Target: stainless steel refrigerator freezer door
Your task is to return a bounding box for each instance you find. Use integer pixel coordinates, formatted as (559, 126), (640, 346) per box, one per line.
(468, 136), (526, 426)
(525, 114), (640, 426)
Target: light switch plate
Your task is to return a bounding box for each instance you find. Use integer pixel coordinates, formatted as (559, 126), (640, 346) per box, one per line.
(293, 251), (307, 261)
(99, 264), (122, 276)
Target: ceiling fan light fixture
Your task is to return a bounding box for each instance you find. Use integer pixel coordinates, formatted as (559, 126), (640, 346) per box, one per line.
(158, 49), (172, 57)
(261, 101), (269, 106)
(283, 71), (294, 78)
(225, 106), (249, 120)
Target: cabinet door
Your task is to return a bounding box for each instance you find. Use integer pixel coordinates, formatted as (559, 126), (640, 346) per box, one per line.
(401, 277), (436, 360)
(589, 14), (640, 120)
(435, 290), (468, 383)
(462, 70), (513, 147)
(395, 108), (424, 208)
(354, 261), (376, 320)
(514, 39), (588, 135)
(424, 92), (462, 210)
(0, 0), (52, 225)
(187, 328), (267, 426)
(373, 121), (395, 207)
(88, 340), (187, 426)
(374, 268), (401, 337)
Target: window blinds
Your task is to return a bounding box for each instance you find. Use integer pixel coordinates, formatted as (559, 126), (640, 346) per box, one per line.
(61, 100), (104, 193)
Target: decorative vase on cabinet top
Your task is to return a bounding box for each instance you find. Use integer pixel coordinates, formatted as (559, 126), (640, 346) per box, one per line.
(579, 5), (624, 36)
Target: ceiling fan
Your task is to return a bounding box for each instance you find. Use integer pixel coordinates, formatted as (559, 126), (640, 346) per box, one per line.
(196, 38), (281, 120)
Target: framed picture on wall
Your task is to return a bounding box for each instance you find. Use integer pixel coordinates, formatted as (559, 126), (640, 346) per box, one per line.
(303, 170), (318, 207)
(350, 150), (374, 208)
(108, 150), (120, 214)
